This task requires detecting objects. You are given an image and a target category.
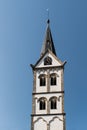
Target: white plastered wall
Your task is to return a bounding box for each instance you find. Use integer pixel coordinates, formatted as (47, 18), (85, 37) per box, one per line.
(32, 51), (64, 130)
(36, 69), (62, 93)
(33, 116), (64, 130)
(35, 93), (63, 114)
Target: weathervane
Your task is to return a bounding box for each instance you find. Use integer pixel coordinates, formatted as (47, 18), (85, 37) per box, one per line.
(46, 8), (49, 20)
(46, 9), (50, 24)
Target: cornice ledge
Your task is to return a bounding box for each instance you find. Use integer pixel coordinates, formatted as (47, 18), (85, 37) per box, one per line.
(31, 113), (66, 117)
(32, 91), (64, 95)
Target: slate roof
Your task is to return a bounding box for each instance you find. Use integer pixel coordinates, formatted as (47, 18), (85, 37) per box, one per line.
(40, 19), (57, 57)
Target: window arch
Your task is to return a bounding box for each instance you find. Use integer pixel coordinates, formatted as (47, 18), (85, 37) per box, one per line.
(50, 97), (57, 109)
(38, 74), (46, 86)
(38, 97), (46, 110)
(50, 73), (58, 85)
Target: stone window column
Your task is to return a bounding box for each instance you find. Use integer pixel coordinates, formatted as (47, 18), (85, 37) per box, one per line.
(47, 70), (50, 92)
(47, 100), (50, 114)
(32, 96), (36, 114)
(33, 71), (36, 93)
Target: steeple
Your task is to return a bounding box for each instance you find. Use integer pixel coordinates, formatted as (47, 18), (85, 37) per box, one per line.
(30, 18), (66, 130)
(41, 19), (57, 57)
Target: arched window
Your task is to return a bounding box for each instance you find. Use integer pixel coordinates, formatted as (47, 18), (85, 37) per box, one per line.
(39, 98), (46, 110)
(38, 74), (46, 86)
(50, 73), (57, 85)
(50, 97), (57, 109)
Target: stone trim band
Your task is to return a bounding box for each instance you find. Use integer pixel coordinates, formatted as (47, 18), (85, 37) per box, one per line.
(31, 113), (66, 116)
(32, 91), (64, 95)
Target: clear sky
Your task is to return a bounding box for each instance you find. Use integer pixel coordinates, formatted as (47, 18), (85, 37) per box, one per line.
(0, 0), (87, 130)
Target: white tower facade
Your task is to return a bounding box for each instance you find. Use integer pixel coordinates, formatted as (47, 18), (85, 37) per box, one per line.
(30, 20), (66, 130)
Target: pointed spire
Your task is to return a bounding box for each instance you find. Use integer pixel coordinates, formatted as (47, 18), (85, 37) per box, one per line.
(41, 19), (57, 57)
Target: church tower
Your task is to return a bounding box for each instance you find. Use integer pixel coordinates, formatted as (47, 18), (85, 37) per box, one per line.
(30, 19), (66, 130)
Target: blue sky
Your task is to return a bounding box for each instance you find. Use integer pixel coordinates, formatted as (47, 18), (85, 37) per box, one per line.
(0, 0), (87, 130)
